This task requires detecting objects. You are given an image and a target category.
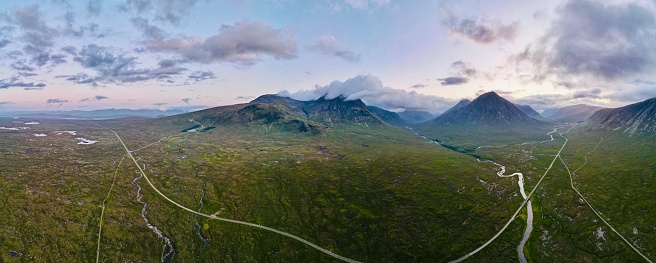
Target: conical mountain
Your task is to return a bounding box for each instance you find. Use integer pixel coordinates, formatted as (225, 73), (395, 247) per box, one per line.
(587, 97), (656, 134)
(434, 92), (531, 125)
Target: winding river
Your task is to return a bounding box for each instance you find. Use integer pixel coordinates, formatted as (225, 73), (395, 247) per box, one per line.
(491, 162), (532, 263)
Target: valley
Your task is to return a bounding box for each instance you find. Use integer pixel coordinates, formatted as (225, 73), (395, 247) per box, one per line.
(0, 92), (654, 262)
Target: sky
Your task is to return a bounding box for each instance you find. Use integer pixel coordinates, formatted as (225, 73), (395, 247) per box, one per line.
(1, 0), (656, 113)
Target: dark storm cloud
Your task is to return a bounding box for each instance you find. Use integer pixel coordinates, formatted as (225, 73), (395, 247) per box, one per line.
(117, 0), (200, 25)
(438, 76), (468, 86)
(514, 0), (656, 82)
(0, 77), (46, 89)
(306, 35), (360, 62)
(441, 11), (518, 44)
(131, 17), (167, 40)
(147, 21), (298, 66)
(47, 98), (69, 103)
(188, 71), (215, 81)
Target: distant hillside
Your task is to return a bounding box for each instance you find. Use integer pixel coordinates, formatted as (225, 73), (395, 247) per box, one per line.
(368, 106), (406, 127)
(433, 92), (533, 125)
(586, 97), (656, 134)
(441, 99), (470, 116)
(398, 110), (434, 123)
(515, 104), (542, 120)
(1, 108), (189, 119)
(551, 104), (604, 123)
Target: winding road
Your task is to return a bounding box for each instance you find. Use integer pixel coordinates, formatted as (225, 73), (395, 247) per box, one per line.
(96, 124), (362, 263)
(449, 124), (577, 263)
(558, 136), (652, 263)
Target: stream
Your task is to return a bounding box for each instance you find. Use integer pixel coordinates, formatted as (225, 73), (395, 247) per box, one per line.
(132, 171), (175, 262)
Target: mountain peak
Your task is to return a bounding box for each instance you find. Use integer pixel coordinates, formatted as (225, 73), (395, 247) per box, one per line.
(433, 91), (533, 125)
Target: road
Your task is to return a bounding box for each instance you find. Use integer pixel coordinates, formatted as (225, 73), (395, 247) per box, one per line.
(96, 123), (362, 263)
(449, 124), (576, 263)
(558, 136), (652, 263)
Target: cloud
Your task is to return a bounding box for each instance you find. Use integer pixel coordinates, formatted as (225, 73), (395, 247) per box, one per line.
(235, 95), (255, 101)
(0, 77), (46, 89)
(87, 0), (103, 16)
(306, 35), (360, 62)
(181, 98), (191, 103)
(63, 44), (187, 85)
(336, 0), (391, 10)
(23, 86), (44, 90)
(437, 60), (478, 85)
(442, 11), (518, 44)
(409, 83), (427, 89)
(514, 0), (656, 83)
(11, 5), (58, 48)
(131, 17), (167, 40)
(0, 39), (11, 48)
(279, 74), (455, 111)
(117, 0), (201, 25)
(188, 71), (215, 81)
(451, 60), (477, 77)
(47, 98), (69, 104)
(80, 95), (109, 101)
(147, 20), (298, 66)
(438, 76), (468, 86)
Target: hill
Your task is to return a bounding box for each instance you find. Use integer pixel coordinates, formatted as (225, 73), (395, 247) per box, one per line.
(398, 110), (434, 123)
(367, 106), (406, 127)
(586, 97), (656, 134)
(515, 104), (543, 120)
(551, 104), (604, 123)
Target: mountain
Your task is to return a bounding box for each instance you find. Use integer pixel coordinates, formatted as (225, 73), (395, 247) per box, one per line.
(433, 92), (532, 125)
(302, 96), (384, 126)
(441, 99), (470, 116)
(515, 104), (542, 120)
(398, 110), (434, 123)
(551, 104), (604, 123)
(540, 108), (560, 118)
(368, 106), (406, 127)
(586, 97), (656, 134)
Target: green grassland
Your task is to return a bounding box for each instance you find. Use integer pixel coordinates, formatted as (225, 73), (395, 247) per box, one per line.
(0, 116), (653, 262)
(0, 118), (525, 262)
